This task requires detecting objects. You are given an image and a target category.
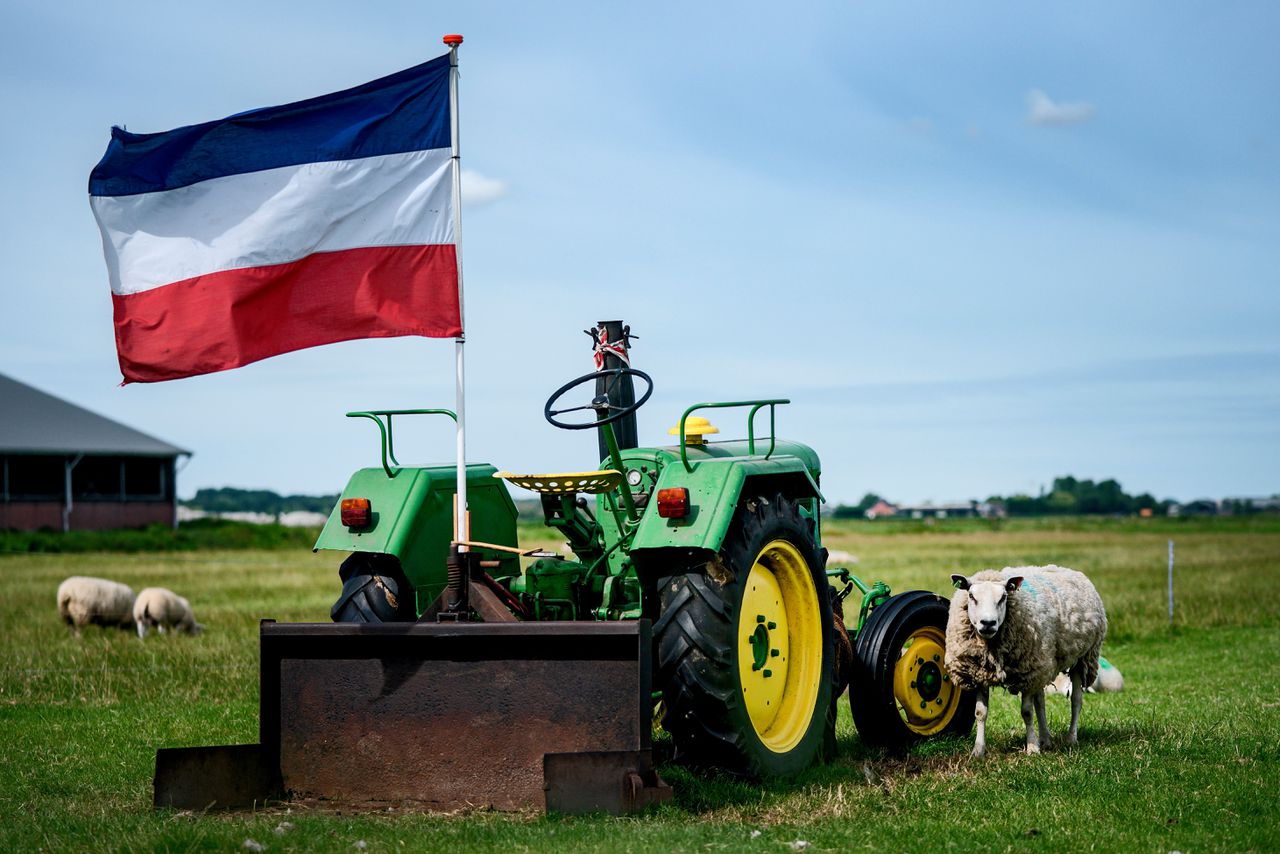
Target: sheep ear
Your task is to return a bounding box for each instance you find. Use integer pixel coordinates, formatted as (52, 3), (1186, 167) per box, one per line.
(1006, 576), (1024, 592)
(951, 574), (970, 590)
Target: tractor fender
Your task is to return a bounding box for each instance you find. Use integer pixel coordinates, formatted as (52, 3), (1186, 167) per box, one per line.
(630, 456), (822, 558)
(314, 463), (520, 609)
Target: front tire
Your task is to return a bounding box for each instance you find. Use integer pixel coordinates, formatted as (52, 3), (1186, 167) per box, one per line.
(655, 494), (833, 777)
(850, 590), (975, 750)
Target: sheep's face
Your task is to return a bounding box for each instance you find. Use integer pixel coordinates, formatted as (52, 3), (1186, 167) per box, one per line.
(952, 574), (1023, 640)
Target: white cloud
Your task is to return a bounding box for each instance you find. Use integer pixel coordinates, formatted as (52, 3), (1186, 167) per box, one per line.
(461, 169), (508, 207)
(1026, 89), (1096, 126)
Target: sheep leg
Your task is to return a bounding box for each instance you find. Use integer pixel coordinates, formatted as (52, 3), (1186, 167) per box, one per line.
(1034, 689), (1051, 749)
(1067, 665), (1084, 745)
(136, 621), (147, 639)
(1021, 691), (1040, 754)
(972, 686), (988, 758)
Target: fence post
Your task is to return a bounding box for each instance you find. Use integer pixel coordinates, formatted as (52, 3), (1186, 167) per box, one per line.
(1167, 539), (1175, 625)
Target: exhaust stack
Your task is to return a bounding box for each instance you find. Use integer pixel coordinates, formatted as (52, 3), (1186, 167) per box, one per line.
(590, 320), (637, 462)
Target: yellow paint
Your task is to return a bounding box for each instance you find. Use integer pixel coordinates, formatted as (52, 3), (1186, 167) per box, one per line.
(669, 416), (720, 445)
(891, 626), (961, 736)
(493, 470), (622, 495)
(736, 539), (822, 753)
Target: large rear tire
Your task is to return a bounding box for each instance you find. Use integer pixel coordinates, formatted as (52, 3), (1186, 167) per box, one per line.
(655, 494), (833, 777)
(849, 590), (975, 750)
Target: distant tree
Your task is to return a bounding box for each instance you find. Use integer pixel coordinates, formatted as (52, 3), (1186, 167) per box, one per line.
(1044, 490), (1078, 515)
(832, 492), (884, 519)
(1052, 476), (1079, 495)
(1004, 494), (1042, 516)
(185, 487), (338, 515)
(854, 493), (883, 514)
(992, 476), (1159, 517)
(1095, 479), (1131, 514)
(1075, 479), (1102, 514)
(280, 492), (341, 514)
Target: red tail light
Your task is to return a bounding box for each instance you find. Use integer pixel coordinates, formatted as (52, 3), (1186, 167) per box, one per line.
(341, 497), (371, 528)
(657, 487), (690, 519)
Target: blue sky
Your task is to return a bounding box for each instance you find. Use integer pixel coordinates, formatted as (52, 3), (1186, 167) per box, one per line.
(2, 1), (1276, 504)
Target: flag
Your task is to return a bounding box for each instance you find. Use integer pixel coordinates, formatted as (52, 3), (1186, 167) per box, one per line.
(89, 55), (462, 384)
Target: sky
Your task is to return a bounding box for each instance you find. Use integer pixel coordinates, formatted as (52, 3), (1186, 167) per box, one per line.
(2, 1), (1277, 505)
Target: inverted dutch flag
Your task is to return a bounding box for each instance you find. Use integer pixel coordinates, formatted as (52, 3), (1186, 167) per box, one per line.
(89, 55), (462, 384)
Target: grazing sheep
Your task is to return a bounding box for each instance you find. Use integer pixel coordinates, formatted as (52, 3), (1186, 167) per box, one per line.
(57, 576), (136, 635)
(1047, 656), (1124, 697)
(944, 565), (1107, 757)
(133, 587), (204, 638)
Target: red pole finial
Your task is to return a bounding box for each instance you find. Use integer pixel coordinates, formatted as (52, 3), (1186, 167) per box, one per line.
(443, 34), (464, 47)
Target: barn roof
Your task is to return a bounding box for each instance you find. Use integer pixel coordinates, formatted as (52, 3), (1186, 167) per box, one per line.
(0, 373), (190, 457)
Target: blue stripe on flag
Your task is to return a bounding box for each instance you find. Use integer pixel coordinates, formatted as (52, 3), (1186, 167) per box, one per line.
(90, 55), (451, 197)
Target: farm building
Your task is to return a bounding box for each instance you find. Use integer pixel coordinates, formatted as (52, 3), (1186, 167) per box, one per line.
(0, 373), (189, 532)
(896, 501), (980, 520)
(864, 499), (899, 519)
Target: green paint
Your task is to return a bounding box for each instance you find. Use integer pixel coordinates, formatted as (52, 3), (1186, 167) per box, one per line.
(320, 395), (834, 624)
(314, 463), (519, 608)
(750, 624), (770, 671)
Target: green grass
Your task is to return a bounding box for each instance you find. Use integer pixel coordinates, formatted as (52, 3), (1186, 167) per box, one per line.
(0, 518), (323, 554)
(3, 519), (1279, 851)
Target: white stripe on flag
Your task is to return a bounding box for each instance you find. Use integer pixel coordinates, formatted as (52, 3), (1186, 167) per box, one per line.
(91, 148), (454, 296)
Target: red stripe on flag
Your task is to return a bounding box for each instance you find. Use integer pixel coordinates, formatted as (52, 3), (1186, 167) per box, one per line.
(112, 244), (461, 383)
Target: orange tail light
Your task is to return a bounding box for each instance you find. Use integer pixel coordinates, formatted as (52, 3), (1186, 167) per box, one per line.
(341, 497), (372, 528)
(656, 487), (690, 519)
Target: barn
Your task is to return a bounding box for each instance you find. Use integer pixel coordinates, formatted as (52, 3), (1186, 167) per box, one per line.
(0, 373), (190, 532)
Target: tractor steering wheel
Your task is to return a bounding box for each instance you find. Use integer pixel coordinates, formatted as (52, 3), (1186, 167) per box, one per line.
(544, 367), (654, 431)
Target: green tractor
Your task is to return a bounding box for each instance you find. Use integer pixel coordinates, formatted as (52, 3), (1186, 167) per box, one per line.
(154, 321), (973, 814)
(315, 322), (974, 778)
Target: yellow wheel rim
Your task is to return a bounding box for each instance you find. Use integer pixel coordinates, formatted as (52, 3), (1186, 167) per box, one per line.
(736, 539), (823, 753)
(891, 626), (961, 736)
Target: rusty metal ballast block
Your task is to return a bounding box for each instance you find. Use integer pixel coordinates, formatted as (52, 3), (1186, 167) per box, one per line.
(155, 619), (669, 814)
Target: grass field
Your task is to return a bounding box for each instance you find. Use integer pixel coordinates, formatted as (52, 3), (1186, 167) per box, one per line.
(3, 517), (1279, 852)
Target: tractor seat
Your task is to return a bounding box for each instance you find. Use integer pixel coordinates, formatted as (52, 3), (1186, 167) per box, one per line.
(494, 470), (623, 495)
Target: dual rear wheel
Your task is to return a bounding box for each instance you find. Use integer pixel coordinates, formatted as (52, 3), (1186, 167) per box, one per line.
(850, 590), (976, 749)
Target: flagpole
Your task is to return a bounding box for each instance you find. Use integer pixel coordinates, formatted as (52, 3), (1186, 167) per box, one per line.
(444, 33), (468, 548)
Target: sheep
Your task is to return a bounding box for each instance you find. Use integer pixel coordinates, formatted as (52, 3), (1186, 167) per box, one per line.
(1091, 656), (1124, 692)
(944, 565), (1107, 757)
(1047, 655), (1124, 697)
(57, 576), (136, 635)
(133, 587), (204, 638)
(826, 549), (859, 566)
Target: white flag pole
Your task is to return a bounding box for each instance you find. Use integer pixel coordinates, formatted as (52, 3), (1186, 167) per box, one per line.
(444, 33), (468, 547)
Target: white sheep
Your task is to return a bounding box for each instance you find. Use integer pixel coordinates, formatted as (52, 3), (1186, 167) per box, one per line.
(1047, 656), (1124, 697)
(944, 565), (1107, 757)
(57, 576), (136, 635)
(826, 549), (859, 566)
(133, 587), (204, 638)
